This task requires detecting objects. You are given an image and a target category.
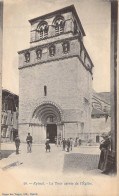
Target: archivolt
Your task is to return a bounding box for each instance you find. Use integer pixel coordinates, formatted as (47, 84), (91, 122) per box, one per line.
(31, 101), (63, 124)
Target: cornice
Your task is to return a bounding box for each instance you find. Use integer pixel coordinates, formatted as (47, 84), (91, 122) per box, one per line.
(19, 54), (93, 75)
(18, 35), (94, 69)
(30, 31), (75, 43)
(18, 34), (78, 54)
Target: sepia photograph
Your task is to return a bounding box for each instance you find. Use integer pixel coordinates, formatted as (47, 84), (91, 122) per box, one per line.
(0, 0), (118, 195)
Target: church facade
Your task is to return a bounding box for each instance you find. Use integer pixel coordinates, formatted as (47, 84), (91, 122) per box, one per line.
(18, 5), (94, 143)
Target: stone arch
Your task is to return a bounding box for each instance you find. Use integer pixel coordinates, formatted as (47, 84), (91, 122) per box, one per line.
(36, 21), (49, 39)
(53, 15), (64, 25)
(30, 101), (63, 125)
(53, 15), (65, 35)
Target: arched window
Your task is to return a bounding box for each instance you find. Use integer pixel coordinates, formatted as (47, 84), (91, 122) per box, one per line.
(36, 48), (42, 59)
(49, 45), (55, 57)
(54, 16), (65, 35)
(62, 41), (70, 54)
(37, 21), (48, 39)
(24, 51), (30, 62)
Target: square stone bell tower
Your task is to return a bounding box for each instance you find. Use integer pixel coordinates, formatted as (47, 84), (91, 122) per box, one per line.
(18, 5), (94, 143)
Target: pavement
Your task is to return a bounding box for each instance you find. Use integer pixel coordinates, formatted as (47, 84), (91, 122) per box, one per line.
(0, 142), (101, 173)
(0, 143), (116, 196)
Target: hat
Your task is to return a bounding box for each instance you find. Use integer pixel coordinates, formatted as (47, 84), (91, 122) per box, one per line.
(101, 132), (109, 138)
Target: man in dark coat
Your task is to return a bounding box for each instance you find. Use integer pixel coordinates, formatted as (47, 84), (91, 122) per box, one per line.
(15, 135), (20, 154)
(45, 139), (51, 152)
(62, 138), (66, 151)
(26, 133), (33, 153)
(66, 138), (70, 152)
(70, 138), (73, 151)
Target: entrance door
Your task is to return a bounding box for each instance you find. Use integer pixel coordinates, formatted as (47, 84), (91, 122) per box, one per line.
(47, 124), (57, 143)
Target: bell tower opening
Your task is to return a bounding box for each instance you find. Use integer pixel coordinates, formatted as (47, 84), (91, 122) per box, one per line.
(46, 124), (57, 143)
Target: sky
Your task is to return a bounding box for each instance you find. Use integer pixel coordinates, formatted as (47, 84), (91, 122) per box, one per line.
(2, 0), (111, 95)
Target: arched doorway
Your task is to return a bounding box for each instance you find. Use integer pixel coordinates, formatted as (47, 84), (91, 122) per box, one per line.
(30, 102), (63, 143)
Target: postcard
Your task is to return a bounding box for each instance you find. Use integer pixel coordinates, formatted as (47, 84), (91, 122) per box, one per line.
(0, 0), (118, 195)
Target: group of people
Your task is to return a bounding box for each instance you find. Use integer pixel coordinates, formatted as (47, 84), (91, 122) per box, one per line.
(45, 138), (73, 152)
(14, 133), (33, 154)
(55, 137), (81, 148)
(62, 138), (73, 152)
(15, 132), (112, 174)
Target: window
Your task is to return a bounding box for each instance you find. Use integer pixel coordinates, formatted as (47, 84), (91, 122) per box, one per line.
(44, 85), (47, 96)
(87, 64), (90, 69)
(74, 20), (77, 34)
(49, 45), (55, 56)
(62, 42), (70, 54)
(54, 16), (65, 35)
(96, 135), (99, 143)
(80, 43), (83, 56)
(36, 48), (42, 59)
(37, 21), (48, 39)
(103, 106), (107, 112)
(24, 51), (30, 63)
(2, 128), (7, 138)
(78, 31), (82, 40)
(84, 53), (86, 63)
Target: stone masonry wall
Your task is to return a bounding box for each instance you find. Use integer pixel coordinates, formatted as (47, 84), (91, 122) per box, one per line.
(19, 57), (91, 126)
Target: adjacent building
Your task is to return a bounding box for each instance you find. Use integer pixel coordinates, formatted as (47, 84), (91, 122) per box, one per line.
(91, 91), (111, 144)
(18, 5), (94, 143)
(1, 89), (19, 142)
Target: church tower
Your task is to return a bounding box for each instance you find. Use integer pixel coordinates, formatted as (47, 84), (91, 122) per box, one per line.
(18, 5), (94, 143)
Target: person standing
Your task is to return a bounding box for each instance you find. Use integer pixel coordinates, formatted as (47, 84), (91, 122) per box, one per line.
(98, 132), (111, 173)
(15, 135), (20, 154)
(70, 138), (73, 151)
(66, 138), (70, 152)
(62, 138), (66, 151)
(54, 136), (57, 145)
(79, 139), (81, 146)
(45, 139), (51, 152)
(26, 133), (33, 153)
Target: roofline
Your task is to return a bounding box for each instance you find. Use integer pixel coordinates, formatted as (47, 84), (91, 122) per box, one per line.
(2, 88), (19, 97)
(28, 5), (86, 36)
(92, 95), (110, 106)
(82, 41), (94, 67)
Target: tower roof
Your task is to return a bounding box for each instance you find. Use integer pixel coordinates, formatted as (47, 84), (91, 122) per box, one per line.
(29, 5), (86, 36)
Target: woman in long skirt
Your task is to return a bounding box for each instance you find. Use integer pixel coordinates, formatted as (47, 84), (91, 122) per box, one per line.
(98, 133), (111, 173)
